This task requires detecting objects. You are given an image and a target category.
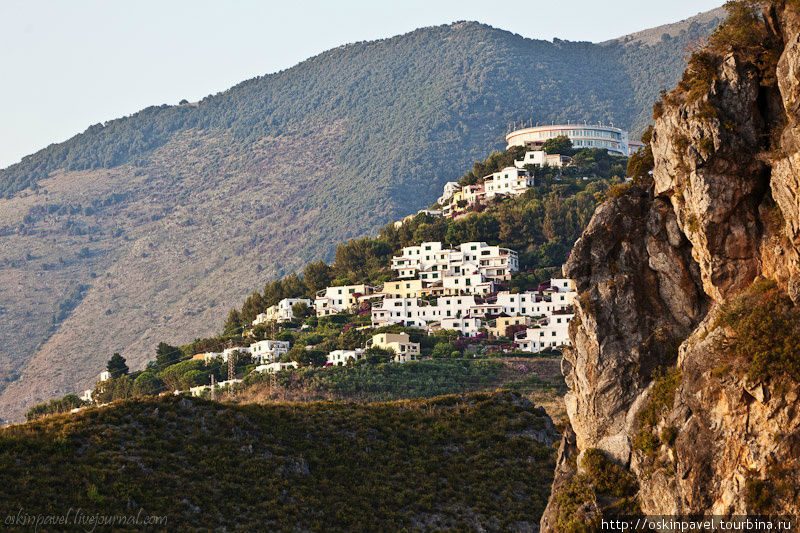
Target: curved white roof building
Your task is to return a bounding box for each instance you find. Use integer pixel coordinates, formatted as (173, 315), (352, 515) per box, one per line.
(506, 124), (630, 156)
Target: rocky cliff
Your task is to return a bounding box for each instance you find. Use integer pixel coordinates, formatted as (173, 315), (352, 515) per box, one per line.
(542, 2), (800, 528)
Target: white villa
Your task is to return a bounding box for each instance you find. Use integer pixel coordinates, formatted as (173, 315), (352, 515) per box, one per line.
(438, 317), (482, 336)
(249, 340), (290, 363)
(252, 298), (313, 325)
(314, 284), (376, 316)
(255, 361), (299, 373)
(371, 294), (478, 333)
(391, 241), (518, 283)
(326, 349), (365, 366)
(438, 181), (461, 205)
(442, 271), (494, 295)
(514, 150), (572, 169)
(514, 311), (574, 352)
(483, 167), (534, 199)
(495, 280), (576, 316)
(367, 332), (421, 363)
(192, 351), (224, 364)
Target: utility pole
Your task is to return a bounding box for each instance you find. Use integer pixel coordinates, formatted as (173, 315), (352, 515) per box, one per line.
(226, 338), (235, 382)
(228, 350), (236, 382)
(210, 374), (216, 400)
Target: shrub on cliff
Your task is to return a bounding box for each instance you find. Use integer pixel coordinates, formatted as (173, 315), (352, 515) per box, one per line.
(715, 278), (800, 382)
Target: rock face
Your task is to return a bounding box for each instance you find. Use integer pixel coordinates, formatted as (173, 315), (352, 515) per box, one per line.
(561, 189), (706, 463)
(543, 2), (800, 528)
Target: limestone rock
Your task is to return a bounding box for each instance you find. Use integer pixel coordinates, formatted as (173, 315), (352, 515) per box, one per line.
(543, 3), (800, 529)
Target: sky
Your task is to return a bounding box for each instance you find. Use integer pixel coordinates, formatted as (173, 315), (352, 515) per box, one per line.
(0, 0), (723, 169)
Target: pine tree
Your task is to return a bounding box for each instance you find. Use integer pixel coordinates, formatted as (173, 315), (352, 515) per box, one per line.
(106, 352), (129, 378)
(155, 342), (182, 368)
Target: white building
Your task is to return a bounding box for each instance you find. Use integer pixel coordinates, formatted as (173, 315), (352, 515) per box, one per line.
(249, 340), (290, 363)
(252, 313), (270, 326)
(252, 298), (313, 325)
(484, 167), (534, 198)
(255, 361), (299, 373)
(367, 333), (421, 363)
(438, 181), (461, 205)
(391, 242), (451, 280)
(495, 292), (571, 316)
(192, 351), (224, 364)
(506, 124), (629, 156)
(442, 272), (494, 295)
(99, 371), (111, 382)
(326, 349), (365, 366)
(514, 150), (571, 169)
(391, 241), (518, 282)
(222, 346), (252, 363)
(549, 278), (575, 292)
(438, 317), (482, 336)
(81, 389), (93, 402)
(371, 297), (430, 328)
(514, 312), (574, 352)
(189, 385), (211, 397)
(455, 242), (518, 281)
(314, 284), (376, 316)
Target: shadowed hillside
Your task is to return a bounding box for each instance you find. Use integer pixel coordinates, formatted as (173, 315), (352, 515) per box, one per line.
(0, 392), (558, 530)
(0, 13), (723, 422)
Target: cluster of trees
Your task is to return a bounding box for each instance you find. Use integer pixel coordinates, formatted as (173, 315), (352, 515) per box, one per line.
(85, 343), (256, 405)
(25, 394), (85, 421)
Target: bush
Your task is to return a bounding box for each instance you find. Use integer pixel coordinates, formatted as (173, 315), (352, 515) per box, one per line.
(132, 372), (165, 396)
(714, 278), (800, 383)
(581, 449), (638, 498)
(633, 367), (682, 457)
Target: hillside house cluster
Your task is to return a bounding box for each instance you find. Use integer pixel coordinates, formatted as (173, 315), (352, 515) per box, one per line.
(164, 245), (574, 402)
(237, 241), (573, 361)
(438, 150), (570, 218)
(372, 277), (575, 352)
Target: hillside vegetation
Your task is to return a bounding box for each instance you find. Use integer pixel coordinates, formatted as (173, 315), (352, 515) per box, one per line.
(0, 392), (558, 531)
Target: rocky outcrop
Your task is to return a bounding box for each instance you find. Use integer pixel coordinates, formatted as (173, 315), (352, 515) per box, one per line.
(560, 188), (706, 464)
(650, 52), (770, 302)
(543, 1), (800, 528)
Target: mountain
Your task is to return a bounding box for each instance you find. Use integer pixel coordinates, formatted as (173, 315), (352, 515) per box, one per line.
(541, 1), (800, 527)
(0, 11), (724, 421)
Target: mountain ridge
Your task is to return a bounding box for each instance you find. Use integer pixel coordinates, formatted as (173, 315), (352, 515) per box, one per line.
(0, 11), (724, 422)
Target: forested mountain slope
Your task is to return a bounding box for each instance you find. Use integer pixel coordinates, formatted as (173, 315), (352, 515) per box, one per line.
(0, 12), (723, 421)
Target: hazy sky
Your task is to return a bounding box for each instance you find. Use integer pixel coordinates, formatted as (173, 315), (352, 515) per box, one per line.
(1, 0), (723, 169)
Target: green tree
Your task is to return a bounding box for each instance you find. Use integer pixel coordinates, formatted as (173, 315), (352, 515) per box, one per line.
(365, 346), (395, 364)
(541, 135), (574, 156)
(223, 309), (243, 336)
(627, 126), (654, 183)
(240, 291), (267, 325)
(155, 342), (183, 368)
(431, 342), (457, 359)
(292, 302), (313, 320)
(132, 372), (165, 396)
(106, 352), (129, 378)
(303, 260), (333, 293)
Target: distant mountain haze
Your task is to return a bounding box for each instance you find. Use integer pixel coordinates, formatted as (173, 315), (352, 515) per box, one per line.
(0, 12), (724, 421)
